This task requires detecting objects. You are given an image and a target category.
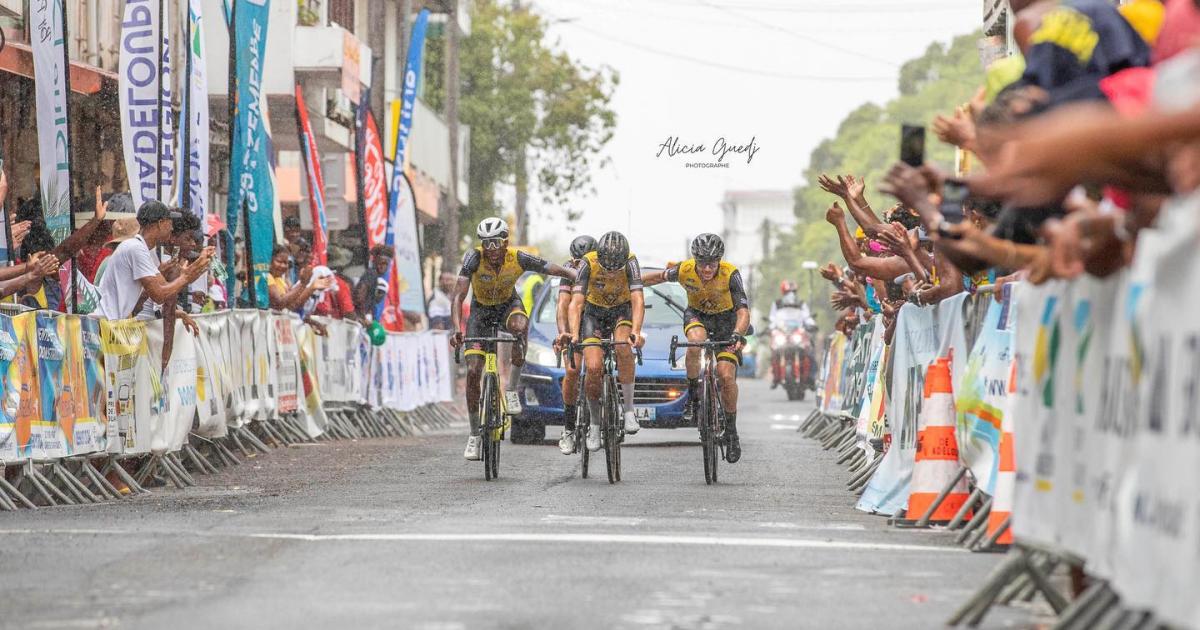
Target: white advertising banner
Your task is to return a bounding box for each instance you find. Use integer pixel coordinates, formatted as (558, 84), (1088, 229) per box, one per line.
(119, 0), (176, 209)
(858, 303), (940, 516)
(31, 0), (73, 243)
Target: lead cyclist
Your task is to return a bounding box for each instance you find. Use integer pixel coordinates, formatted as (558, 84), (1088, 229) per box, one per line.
(642, 233), (750, 463)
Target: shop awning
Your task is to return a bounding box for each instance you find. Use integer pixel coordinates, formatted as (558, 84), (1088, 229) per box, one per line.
(0, 40), (117, 95)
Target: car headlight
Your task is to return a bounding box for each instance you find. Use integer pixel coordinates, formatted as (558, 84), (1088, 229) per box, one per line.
(527, 341), (558, 367)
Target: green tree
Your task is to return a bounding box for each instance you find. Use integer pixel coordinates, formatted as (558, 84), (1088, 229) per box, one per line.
(757, 31), (983, 326)
(425, 1), (618, 245)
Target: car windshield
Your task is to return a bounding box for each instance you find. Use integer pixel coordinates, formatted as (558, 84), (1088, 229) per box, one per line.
(536, 276), (688, 327)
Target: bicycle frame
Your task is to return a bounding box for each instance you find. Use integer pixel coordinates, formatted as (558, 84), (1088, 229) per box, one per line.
(571, 339), (643, 484)
(456, 335), (520, 480)
(669, 336), (735, 485)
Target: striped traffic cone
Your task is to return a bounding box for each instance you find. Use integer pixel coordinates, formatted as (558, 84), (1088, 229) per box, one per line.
(906, 355), (971, 524)
(984, 360), (1016, 547)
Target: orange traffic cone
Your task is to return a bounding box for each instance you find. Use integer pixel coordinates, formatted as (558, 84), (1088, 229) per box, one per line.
(985, 360), (1016, 546)
(906, 356), (971, 523)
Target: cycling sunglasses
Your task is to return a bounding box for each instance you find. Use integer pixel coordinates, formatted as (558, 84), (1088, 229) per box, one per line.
(482, 237), (506, 250)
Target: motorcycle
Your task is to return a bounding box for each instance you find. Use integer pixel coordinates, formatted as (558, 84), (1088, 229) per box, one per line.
(770, 321), (817, 401)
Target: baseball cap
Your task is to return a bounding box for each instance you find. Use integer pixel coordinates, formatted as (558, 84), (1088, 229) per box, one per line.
(137, 200), (182, 225)
(108, 217), (141, 244)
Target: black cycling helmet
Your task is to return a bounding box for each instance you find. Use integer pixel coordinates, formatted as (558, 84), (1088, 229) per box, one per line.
(569, 234), (597, 260)
(596, 231), (630, 271)
(691, 233), (725, 262)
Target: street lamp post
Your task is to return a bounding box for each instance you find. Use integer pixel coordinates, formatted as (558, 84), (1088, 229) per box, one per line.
(802, 260), (819, 305)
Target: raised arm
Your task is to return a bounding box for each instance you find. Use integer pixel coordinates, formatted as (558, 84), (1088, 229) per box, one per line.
(827, 203), (910, 281)
(52, 187), (107, 261)
(819, 174), (883, 237)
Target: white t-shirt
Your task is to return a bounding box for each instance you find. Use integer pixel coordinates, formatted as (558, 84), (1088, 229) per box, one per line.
(98, 235), (161, 320)
(427, 288), (451, 319)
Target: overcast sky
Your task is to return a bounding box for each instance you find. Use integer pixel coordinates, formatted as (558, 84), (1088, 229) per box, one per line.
(518, 0), (982, 264)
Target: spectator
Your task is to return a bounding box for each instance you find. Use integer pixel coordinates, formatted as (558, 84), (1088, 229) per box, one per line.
(266, 244), (331, 312)
(97, 201), (212, 321)
(93, 216), (141, 283)
(354, 244), (393, 320)
(427, 272), (456, 330)
(16, 188), (110, 312)
(283, 215), (304, 253)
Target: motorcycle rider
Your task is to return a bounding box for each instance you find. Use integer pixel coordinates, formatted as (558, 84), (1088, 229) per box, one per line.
(768, 282), (816, 390)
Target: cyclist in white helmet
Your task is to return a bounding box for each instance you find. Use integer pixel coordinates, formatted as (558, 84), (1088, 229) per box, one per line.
(450, 217), (578, 461)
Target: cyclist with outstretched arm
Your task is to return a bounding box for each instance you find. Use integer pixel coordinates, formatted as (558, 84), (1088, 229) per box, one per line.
(449, 218), (577, 461)
(643, 233), (750, 462)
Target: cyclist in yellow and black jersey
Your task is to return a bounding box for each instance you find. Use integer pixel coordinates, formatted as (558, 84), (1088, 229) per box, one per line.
(450, 217), (578, 461)
(562, 231), (645, 452)
(552, 235), (597, 455)
(643, 233), (750, 462)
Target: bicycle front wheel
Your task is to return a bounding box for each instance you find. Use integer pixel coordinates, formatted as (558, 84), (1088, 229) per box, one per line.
(578, 401), (590, 479)
(602, 376), (619, 484)
(482, 374), (498, 481)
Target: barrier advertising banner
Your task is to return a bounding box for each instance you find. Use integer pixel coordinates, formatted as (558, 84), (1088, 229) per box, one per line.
(100, 319), (161, 455)
(0, 314), (22, 460)
(858, 303), (939, 515)
(954, 294), (1014, 497)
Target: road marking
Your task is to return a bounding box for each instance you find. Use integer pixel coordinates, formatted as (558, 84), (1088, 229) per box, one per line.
(541, 514), (645, 526)
(756, 521), (866, 531)
(770, 424), (797, 430)
(0, 528), (965, 553)
(770, 414), (804, 422)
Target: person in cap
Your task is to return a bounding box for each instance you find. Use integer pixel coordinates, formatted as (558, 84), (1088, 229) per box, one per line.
(93, 216), (141, 284)
(97, 200), (214, 321)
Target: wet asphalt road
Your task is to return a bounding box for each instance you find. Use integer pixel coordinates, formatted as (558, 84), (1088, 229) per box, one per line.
(0, 377), (1039, 629)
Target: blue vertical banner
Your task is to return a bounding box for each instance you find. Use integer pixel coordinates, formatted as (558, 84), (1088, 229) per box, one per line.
(378, 9), (431, 327)
(227, 0), (274, 308)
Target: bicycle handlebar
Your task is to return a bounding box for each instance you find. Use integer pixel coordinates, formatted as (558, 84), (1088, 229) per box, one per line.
(454, 335), (520, 365)
(565, 339), (643, 370)
(668, 336), (740, 369)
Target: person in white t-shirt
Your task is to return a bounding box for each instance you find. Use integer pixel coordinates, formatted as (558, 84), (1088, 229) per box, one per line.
(97, 201), (213, 321)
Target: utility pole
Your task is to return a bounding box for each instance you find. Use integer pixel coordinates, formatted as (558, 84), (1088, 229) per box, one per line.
(441, 0), (462, 271)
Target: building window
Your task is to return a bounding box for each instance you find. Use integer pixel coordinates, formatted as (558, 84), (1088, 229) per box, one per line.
(328, 0), (353, 29)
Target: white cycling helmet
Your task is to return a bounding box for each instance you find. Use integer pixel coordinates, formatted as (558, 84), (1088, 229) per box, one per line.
(477, 217), (509, 240)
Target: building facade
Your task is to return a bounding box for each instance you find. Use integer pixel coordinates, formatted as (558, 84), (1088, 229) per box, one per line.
(719, 189), (796, 300)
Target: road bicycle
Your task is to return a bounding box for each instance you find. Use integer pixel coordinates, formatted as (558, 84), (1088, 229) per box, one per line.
(456, 335), (522, 481)
(571, 339), (642, 484)
(669, 336), (736, 485)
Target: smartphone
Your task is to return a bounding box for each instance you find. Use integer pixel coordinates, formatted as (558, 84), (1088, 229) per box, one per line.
(940, 178), (970, 224)
(900, 124), (925, 167)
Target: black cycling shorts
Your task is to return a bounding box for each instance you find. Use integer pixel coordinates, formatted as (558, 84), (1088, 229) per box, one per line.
(465, 294), (526, 356)
(580, 302), (633, 343)
(683, 308), (741, 365)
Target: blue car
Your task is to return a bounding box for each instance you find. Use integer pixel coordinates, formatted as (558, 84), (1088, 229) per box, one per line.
(510, 273), (694, 443)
